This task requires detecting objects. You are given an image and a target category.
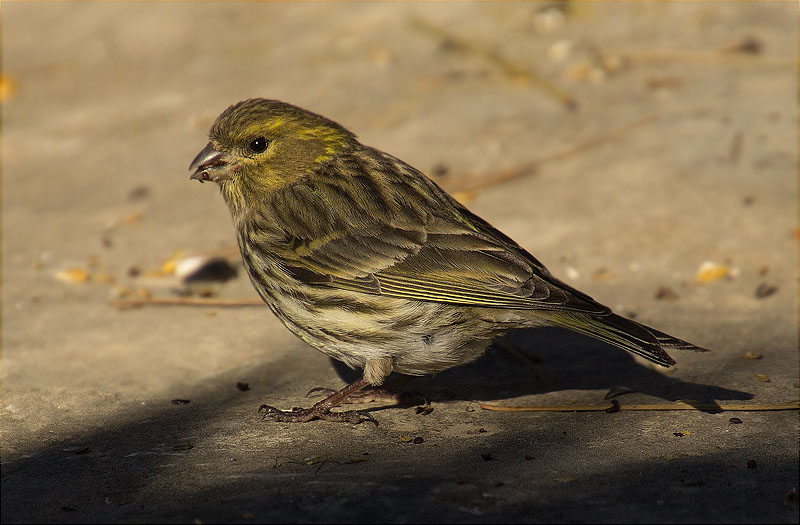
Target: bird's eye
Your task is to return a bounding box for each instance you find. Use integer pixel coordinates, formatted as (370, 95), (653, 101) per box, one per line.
(248, 137), (269, 154)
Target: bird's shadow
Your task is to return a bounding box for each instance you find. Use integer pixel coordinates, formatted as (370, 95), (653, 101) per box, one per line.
(328, 326), (753, 409)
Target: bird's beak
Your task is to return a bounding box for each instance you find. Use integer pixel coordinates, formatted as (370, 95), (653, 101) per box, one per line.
(189, 142), (231, 183)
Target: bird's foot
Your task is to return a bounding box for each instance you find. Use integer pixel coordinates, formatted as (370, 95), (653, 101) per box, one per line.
(258, 403), (377, 424)
(259, 377), (379, 424)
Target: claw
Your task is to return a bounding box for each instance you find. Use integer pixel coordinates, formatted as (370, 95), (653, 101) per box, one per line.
(258, 404), (283, 421)
(306, 387), (336, 398)
(356, 410), (379, 426)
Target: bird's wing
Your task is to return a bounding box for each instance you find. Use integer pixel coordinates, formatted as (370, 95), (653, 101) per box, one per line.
(262, 156), (609, 315)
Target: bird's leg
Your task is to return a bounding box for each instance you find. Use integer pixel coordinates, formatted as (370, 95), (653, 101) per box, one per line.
(306, 374), (423, 406)
(259, 377), (377, 424)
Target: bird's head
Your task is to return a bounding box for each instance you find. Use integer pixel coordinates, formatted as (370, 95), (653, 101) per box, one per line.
(189, 99), (356, 208)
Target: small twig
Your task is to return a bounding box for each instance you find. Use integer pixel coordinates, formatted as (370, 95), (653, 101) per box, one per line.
(110, 297), (263, 309)
(452, 113), (659, 194)
(411, 17), (577, 110)
(480, 400), (800, 412)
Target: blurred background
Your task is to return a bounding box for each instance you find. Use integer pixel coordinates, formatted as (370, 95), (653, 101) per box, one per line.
(2, 2), (798, 523)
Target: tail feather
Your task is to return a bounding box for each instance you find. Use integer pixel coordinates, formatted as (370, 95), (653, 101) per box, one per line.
(647, 326), (709, 352)
(543, 312), (705, 368)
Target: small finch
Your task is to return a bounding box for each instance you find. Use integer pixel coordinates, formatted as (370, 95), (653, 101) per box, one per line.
(189, 99), (707, 424)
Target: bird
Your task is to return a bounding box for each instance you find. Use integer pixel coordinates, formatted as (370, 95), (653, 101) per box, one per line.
(188, 98), (707, 424)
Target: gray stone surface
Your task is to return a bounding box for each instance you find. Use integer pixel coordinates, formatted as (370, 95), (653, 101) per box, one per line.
(2, 2), (798, 523)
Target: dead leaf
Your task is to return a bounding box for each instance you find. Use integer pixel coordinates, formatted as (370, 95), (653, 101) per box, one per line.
(54, 268), (89, 283)
(695, 261), (728, 283)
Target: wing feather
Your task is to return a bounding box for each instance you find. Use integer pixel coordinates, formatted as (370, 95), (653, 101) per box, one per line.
(259, 149), (609, 315)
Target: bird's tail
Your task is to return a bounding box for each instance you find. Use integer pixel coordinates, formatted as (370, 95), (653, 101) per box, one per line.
(543, 312), (708, 367)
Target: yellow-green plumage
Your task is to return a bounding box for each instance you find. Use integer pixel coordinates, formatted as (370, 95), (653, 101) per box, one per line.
(189, 98), (707, 422)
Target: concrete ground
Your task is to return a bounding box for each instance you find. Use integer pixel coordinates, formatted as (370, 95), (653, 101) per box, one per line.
(2, 2), (798, 523)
